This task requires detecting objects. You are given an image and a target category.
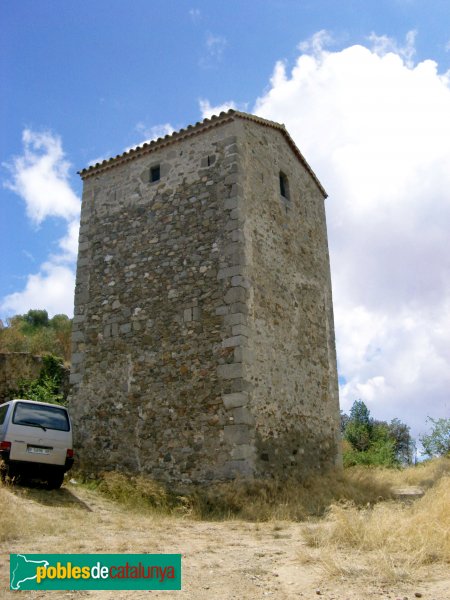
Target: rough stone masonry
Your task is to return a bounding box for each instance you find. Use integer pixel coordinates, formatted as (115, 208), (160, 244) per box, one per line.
(68, 110), (341, 484)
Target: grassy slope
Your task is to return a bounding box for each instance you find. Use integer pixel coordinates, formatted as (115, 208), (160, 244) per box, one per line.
(0, 457), (449, 594)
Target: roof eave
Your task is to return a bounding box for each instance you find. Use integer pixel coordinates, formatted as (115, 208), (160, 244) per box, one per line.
(78, 109), (328, 199)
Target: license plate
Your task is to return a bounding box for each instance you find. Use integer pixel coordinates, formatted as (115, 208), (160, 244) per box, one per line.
(27, 447), (50, 455)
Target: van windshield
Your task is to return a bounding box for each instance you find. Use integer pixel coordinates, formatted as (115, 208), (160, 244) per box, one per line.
(13, 402), (70, 432)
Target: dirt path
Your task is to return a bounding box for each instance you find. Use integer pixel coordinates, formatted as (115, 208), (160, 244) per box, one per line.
(1, 482), (449, 599)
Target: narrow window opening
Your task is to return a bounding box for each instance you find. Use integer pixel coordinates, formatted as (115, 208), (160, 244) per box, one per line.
(202, 154), (216, 168)
(150, 165), (160, 183)
(279, 171), (290, 200)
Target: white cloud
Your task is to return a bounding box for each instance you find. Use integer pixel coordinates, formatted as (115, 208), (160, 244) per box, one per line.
(57, 219), (80, 262)
(368, 30), (417, 66)
(199, 33), (227, 68)
(1, 262), (76, 318)
(125, 123), (175, 152)
(199, 99), (238, 119)
(206, 33), (227, 58)
(253, 31), (450, 439)
(1, 130), (80, 318)
(4, 129), (80, 224)
(298, 29), (334, 55)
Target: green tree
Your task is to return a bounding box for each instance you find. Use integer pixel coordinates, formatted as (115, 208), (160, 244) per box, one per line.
(349, 399), (372, 426)
(419, 417), (450, 458)
(342, 401), (413, 467)
(386, 418), (415, 464)
(340, 410), (350, 434)
(24, 309), (49, 329)
(344, 400), (373, 451)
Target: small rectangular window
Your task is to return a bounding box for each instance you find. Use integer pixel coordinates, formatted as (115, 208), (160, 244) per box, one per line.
(150, 165), (160, 183)
(201, 155), (216, 168)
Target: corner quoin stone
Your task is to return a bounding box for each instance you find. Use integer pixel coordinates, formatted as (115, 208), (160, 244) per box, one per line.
(68, 110), (342, 485)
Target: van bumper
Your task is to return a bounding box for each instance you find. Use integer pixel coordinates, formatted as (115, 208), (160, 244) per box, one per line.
(1, 456), (74, 475)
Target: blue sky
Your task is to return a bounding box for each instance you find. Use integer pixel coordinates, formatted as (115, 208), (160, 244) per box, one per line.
(1, 0), (450, 444)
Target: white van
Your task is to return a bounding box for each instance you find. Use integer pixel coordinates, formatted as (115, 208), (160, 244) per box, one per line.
(0, 399), (74, 489)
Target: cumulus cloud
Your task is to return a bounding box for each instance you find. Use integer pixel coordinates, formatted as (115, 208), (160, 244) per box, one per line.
(4, 129), (80, 224)
(1, 130), (80, 318)
(368, 30), (417, 66)
(1, 262), (76, 317)
(253, 31), (450, 437)
(297, 29), (335, 55)
(124, 122), (176, 153)
(57, 219), (80, 262)
(199, 98), (238, 119)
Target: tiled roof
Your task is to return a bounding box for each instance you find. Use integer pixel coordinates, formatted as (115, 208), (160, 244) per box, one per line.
(78, 110), (327, 198)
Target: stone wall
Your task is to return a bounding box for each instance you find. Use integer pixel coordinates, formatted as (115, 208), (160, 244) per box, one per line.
(239, 121), (341, 476)
(70, 118), (250, 482)
(69, 111), (341, 484)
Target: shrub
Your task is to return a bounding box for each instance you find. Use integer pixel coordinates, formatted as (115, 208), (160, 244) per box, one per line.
(10, 354), (66, 405)
(419, 417), (450, 458)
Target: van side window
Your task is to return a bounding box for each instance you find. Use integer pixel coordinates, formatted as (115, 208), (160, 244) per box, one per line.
(0, 404), (8, 425)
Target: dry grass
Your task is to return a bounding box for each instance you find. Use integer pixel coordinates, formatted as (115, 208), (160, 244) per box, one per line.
(1, 459), (449, 594)
(302, 459), (450, 582)
(81, 459), (450, 523)
(347, 456), (450, 489)
(188, 469), (394, 521)
(0, 483), (83, 542)
(198, 459), (446, 520)
(324, 476), (449, 561)
(79, 465), (397, 522)
(95, 471), (172, 511)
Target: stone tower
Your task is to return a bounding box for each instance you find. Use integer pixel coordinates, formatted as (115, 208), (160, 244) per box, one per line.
(69, 110), (341, 484)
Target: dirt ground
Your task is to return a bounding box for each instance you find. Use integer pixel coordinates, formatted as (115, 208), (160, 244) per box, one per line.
(1, 482), (449, 600)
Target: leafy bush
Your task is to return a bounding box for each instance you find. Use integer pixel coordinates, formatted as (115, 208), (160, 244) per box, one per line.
(420, 417), (450, 457)
(342, 400), (414, 467)
(10, 354), (66, 405)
